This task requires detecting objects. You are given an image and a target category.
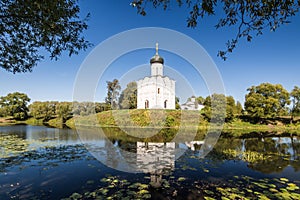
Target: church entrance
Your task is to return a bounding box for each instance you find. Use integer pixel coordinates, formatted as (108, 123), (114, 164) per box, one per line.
(145, 100), (149, 109)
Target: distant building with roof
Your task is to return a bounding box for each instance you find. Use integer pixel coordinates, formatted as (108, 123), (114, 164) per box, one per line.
(137, 43), (175, 109)
(180, 96), (204, 110)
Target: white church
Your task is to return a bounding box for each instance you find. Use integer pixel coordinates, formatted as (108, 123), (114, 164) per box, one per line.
(137, 43), (175, 109)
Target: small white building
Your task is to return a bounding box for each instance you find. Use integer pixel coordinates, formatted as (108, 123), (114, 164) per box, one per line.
(137, 43), (175, 109)
(181, 96), (204, 110)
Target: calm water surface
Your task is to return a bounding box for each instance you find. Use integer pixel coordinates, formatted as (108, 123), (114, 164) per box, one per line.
(0, 125), (299, 199)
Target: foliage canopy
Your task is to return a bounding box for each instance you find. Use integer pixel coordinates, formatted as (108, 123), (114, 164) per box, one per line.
(0, 0), (91, 73)
(131, 0), (299, 59)
(119, 81), (137, 109)
(290, 86), (300, 118)
(105, 79), (121, 109)
(0, 92), (30, 119)
(245, 83), (290, 118)
(29, 101), (57, 121)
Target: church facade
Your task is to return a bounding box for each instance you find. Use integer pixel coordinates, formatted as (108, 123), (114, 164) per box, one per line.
(137, 44), (175, 109)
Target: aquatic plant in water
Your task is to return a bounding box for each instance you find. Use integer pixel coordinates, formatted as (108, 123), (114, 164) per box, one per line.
(63, 175), (151, 200)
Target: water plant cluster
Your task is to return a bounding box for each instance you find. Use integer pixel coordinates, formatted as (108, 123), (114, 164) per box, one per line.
(62, 173), (300, 200)
(63, 176), (151, 200)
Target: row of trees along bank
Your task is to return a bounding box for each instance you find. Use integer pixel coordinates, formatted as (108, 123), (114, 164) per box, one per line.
(0, 93), (110, 123)
(1, 82), (300, 125)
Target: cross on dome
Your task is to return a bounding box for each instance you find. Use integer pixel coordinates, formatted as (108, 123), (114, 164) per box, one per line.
(150, 43), (164, 64)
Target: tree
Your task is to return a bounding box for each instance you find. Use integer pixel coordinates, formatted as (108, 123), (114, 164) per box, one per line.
(175, 96), (181, 110)
(226, 96), (235, 122)
(119, 82), (137, 109)
(0, 92), (30, 119)
(0, 0), (91, 73)
(29, 101), (57, 121)
(244, 83), (290, 119)
(131, 0), (299, 60)
(72, 101), (95, 116)
(202, 93), (226, 123)
(203, 94), (237, 122)
(196, 96), (205, 105)
(105, 79), (121, 109)
(290, 86), (300, 121)
(55, 102), (72, 123)
(235, 101), (243, 116)
(95, 102), (111, 113)
(0, 106), (7, 117)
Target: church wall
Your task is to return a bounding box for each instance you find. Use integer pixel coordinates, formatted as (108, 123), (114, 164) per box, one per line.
(137, 77), (175, 109)
(151, 63), (163, 76)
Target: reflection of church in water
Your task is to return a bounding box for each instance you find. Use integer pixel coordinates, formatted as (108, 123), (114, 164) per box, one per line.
(136, 142), (175, 187)
(97, 136), (204, 187)
(135, 141), (203, 187)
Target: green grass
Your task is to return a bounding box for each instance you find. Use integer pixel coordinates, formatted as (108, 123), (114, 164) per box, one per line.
(94, 109), (203, 128)
(47, 118), (64, 128)
(90, 110), (300, 136)
(24, 117), (44, 126)
(2, 110), (300, 137)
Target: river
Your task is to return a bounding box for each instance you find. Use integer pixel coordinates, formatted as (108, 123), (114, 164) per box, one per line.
(0, 125), (299, 199)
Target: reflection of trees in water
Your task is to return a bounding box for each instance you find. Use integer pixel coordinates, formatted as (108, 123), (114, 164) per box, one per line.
(244, 137), (278, 154)
(207, 137), (243, 162)
(116, 140), (137, 153)
(209, 135), (300, 173)
(103, 139), (138, 170)
(291, 137), (300, 161)
(1, 125), (80, 143)
(291, 160), (300, 171)
(101, 126), (208, 144)
(251, 136), (300, 173)
(0, 126), (27, 139)
(101, 127), (180, 143)
(247, 157), (290, 174)
(101, 127), (300, 175)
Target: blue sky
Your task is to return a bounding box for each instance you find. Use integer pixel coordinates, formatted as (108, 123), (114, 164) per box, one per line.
(1, 1), (300, 105)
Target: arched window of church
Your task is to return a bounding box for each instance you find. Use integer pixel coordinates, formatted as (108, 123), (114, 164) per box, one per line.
(164, 100), (167, 109)
(145, 100), (149, 109)
(158, 88), (160, 94)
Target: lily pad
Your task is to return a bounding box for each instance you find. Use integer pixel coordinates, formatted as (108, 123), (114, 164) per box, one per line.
(279, 178), (289, 182)
(177, 177), (186, 182)
(286, 183), (299, 191)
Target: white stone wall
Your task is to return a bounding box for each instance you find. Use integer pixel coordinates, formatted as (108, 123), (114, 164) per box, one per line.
(151, 63), (163, 76)
(137, 76), (175, 109)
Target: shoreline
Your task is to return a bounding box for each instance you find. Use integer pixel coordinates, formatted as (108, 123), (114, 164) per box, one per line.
(2, 109), (300, 137)
(1, 119), (300, 138)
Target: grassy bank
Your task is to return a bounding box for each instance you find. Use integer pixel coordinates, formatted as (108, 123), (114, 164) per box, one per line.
(68, 110), (300, 136)
(0, 117), (17, 126)
(2, 110), (300, 136)
(70, 109), (204, 128)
